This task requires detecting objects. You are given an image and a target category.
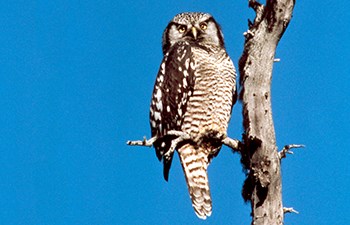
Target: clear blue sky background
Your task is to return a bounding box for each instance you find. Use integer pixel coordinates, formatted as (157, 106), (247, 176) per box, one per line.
(1, 1), (349, 224)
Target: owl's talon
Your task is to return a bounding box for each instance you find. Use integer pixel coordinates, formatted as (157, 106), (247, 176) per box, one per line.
(164, 148), (174, 159)
(162, 130), (191, 158)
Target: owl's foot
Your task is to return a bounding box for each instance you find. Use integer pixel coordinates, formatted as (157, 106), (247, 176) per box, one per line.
(163, 130), (191, 160)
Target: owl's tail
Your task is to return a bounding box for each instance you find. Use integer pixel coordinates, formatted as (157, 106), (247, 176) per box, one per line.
(178, 144), (212, 220)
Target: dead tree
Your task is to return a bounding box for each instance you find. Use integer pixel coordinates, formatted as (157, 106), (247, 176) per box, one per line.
(239, 0), (301, 224)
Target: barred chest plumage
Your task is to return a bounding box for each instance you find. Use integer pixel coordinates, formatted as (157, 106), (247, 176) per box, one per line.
(181, 44), (236, 145)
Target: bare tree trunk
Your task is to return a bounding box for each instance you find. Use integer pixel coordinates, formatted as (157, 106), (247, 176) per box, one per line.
(238, 0), (295, 224)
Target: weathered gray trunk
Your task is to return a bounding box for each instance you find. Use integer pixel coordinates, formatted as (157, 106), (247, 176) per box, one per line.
(239, 0), (295, 224)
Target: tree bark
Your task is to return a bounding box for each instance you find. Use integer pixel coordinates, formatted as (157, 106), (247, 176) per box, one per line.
(238, 0), (295, 224)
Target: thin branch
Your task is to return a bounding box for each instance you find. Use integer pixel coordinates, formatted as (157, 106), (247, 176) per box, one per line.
(249, 0), (263, 13)
(279, 144), (305, 159)
(126, 130), (187, 147)
(248, 0), (265, 25)
(126, 136), (157, 147)
(127, 132), (241, 156)
(283, 207), (299, 214)
(243, 29), (255, 38)
(222, 137), (241, 153)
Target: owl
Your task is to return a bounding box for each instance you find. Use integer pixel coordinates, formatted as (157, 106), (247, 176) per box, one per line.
(149, 12), (237, 219)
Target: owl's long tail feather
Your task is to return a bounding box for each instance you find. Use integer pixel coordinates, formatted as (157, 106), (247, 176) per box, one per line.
(178, 144), (212, 219)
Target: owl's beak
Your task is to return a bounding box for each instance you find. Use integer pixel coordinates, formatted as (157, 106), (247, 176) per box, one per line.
(191, 27), (198, 40)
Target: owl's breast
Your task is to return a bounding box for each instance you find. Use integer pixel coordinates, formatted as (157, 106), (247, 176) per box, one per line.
(181, 46), (236, 139)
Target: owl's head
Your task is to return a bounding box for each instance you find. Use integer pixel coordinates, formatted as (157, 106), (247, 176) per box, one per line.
(162, 12), (225, 54)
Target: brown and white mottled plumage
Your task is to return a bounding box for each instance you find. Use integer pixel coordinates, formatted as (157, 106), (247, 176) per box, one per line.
(149, 12), (236, 219)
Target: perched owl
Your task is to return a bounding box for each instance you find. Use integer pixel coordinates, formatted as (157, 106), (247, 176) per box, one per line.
(149, 12), (237, 219)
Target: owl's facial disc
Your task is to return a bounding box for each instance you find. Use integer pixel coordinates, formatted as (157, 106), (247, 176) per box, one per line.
(162, 13), (225, 54)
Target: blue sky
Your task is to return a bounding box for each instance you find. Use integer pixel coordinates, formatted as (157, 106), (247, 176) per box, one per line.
(1, 1), (349, 224)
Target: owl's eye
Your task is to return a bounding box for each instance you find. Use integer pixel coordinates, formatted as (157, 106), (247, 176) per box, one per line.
(177, 25), (187, 33)
(200, 22), (207, 30)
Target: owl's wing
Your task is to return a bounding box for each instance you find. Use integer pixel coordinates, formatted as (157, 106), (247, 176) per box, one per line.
(149, 42), (195, 180)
